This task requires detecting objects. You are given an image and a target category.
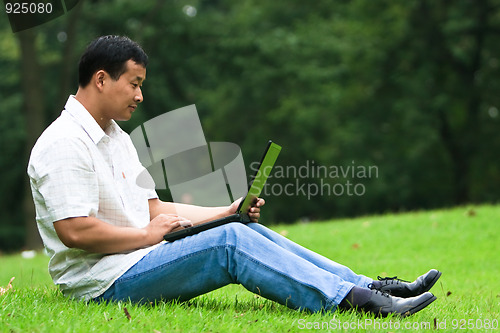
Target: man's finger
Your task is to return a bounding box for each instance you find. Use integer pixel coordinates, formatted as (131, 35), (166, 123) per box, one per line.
(179, 219), (193, 227)
(255, 198), (265, 207)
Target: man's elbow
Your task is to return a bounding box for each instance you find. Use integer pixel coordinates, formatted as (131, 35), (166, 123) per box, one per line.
(53, 219), (86, 249)
(56, 228), (80, 249)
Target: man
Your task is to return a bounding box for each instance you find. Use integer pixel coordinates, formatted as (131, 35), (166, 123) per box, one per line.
(28, 35), (441, 316)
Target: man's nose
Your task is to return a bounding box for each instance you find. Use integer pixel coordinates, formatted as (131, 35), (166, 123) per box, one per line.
(135, 88), (143, 103)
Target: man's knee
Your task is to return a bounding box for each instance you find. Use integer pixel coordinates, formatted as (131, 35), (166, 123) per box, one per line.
(219, 222), (252, 245)
(191, 222), (253, 249)
(220, 222), (248, 235)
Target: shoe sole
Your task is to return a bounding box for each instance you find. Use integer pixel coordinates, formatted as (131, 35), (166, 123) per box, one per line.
(400, 294), (437, 318)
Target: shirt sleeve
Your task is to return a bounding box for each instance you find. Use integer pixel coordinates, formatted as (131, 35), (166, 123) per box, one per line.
(29, 137), (99, 223)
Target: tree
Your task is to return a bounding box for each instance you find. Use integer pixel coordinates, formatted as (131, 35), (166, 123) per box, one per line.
(1, 0), (499, 251)
(14, 1), (85, 249)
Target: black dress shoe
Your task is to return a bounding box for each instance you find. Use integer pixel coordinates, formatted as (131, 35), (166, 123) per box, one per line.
(361, 290), (436, 318)
(370, 269), (442, 298)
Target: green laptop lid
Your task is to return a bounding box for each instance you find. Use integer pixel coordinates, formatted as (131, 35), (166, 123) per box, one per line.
(238, 141), (282, 214)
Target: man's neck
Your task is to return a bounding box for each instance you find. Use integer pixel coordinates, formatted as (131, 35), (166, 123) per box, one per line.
(75, 88), (109, 130)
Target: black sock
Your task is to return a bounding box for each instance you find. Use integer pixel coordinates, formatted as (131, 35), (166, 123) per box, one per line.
(339, 286), (372, 310)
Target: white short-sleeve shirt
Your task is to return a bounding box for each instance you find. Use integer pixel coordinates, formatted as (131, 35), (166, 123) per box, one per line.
(28, 95), (159, 300)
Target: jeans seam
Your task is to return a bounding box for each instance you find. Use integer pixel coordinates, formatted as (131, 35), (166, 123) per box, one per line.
(231, 245), (335, 310)
(115, 245), (229, 284)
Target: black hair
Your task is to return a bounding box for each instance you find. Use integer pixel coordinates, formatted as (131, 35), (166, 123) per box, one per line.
(78, 35), (148, 87)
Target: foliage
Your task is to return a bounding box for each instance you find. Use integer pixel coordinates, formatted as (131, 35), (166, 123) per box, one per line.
(0, 0), (499, 249)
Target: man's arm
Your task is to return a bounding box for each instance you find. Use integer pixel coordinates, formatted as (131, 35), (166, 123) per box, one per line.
(53, 213), (186, 254)
(54, 198), (265, 254)
(149, 199), (229, 226)
(148, 197), (265, 225)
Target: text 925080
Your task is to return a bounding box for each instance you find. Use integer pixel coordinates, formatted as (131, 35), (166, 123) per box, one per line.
(5, 2), (53, 14)
(3, 0), (80, 33)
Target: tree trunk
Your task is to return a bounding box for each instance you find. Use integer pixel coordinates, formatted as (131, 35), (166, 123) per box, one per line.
(57, 0), (84, 111)
(18, 29), (45, 250)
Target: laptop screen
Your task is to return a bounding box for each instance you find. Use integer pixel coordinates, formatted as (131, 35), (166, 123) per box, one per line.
(238, 141), (282, 214)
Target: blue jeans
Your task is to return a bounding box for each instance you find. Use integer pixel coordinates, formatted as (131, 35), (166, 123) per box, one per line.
(95, 223), (372, 312)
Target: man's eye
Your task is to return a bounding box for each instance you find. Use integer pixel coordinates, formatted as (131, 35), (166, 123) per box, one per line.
(131, 83), (138, 88)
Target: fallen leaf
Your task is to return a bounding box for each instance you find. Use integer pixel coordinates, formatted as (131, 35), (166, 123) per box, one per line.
(351, 243), (360, 250)
(123, 307), (131, 321)
(0, 277), (15, 295)
(446, 291), (452, 297)
(465, 208), (476, 217)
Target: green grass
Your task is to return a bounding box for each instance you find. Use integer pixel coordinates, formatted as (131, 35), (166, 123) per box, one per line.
(1, 205), (499, 332)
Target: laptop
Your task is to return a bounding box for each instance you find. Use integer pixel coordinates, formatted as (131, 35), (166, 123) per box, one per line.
(163, 140), (282, 242)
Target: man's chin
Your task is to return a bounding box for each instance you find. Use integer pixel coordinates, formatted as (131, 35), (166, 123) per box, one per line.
(117, 112), (133, 122)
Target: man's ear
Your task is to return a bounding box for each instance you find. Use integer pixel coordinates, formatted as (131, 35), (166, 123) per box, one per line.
(94, 70), (106, 92)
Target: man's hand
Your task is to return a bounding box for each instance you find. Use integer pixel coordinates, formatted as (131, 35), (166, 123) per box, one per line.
(144, 214), (192, 244)
(229, 197), (266, 222)
(248, 197), (265, 222)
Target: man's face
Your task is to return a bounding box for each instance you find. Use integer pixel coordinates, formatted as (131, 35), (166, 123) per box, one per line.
(101, 59), (146, 123)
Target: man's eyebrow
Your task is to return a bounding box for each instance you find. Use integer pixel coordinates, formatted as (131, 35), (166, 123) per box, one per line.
(134, 76), (146, 83)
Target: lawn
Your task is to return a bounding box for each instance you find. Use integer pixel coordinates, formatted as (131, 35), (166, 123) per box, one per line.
(0, 204), (499, 332)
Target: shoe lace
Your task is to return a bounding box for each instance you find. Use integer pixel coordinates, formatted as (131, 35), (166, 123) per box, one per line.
(367, 284), (391, 298)
(377, 275), (410, 284)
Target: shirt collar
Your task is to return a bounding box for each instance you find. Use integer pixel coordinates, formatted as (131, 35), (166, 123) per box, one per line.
(64, 95), (123, 144)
